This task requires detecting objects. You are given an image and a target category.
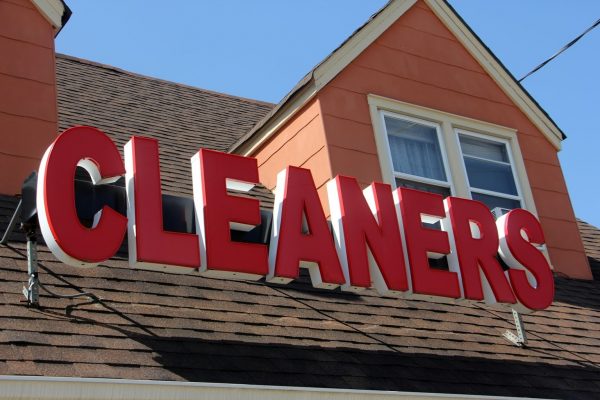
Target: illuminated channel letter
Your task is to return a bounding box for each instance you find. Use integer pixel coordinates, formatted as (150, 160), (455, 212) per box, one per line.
(394, 188), (461, 299)
(191, 149), (268, 280)
(327, 175), (409, 295)
(444, 197), (516, 305)
(125, 137), (199, 272)
(497, 209), (554, 312)
(37, 126), (127, 267)
(267, 167), (345, 289)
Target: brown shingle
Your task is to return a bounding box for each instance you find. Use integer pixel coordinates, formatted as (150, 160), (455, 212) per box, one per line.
(55, 54), (275, 204)
(578, 219), (600, 280)
(2, 204), (600, 398)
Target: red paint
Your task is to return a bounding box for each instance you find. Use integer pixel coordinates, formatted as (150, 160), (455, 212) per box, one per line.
(329, 175), (409, 293)
(38, 126), (126, 265)
(269, 166), (345, 287)
(445, 196), (516, 304)
(194, 149), (268, 278)
(499, 209), (555, 311)
(395, 188), (461, 299)
(126, 136), (199, 270)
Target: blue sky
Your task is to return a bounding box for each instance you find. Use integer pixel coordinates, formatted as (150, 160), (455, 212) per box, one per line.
(55, 1), (600, 226)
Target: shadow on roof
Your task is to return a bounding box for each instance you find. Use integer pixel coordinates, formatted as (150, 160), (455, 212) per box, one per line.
(2, 196), (600, 400)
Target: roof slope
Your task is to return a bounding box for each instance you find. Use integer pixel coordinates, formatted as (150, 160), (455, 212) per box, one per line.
(56, 54), (275, 199)
(1, 195), (600, 399)
(577, 219), (600, 281)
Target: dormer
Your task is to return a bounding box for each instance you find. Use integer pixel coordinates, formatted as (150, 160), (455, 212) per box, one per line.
(230, 0), (592, 280)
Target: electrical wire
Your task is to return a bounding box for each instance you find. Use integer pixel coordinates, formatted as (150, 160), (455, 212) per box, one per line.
(38, 281), (97, 301)
(519, 17), (600, 82)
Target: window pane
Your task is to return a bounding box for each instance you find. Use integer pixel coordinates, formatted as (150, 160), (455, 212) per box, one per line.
(472, 192), (520, 211)
(385, 116), (447, 182)
(463, 156), (518, 195)
(459, 135), (509, 162)
(395, 178), (450, 198)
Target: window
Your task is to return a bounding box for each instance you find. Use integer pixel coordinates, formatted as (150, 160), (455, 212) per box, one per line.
(382, 113), (452, 197)
(369, 95), (537, 215)
(457, 132), (522, 211)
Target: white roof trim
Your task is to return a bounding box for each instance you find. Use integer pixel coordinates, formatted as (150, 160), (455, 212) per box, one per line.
(240, 85), (318, 156)
(30, 0), (65, 30)
(313, 0), (418, 90)
(424, 0), (563, 150)
(0, 376), (551, 400)
(312, 0), (564, 149)
(243, 0), (563, 156)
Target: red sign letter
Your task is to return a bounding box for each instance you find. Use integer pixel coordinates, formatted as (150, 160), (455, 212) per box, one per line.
(191, 149), (268, 279)
(268, 167), (345, 289)
(445, 197), (516, 304)
(395, 188), (460, 299)
(38, 126), (127, 267)
(328, 176), (409, 295)
(125, 137), (199, 272)
(497, 209), (554, 312)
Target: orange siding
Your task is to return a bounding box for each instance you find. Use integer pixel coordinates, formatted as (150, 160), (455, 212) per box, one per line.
(0, 0), (58, 195)
(254, 98), (331, 194)
(315, 1), (590, 279)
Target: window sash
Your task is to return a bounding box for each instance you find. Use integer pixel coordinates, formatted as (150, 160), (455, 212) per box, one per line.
(380, 111), (453, 195)
(456, 130), (524, 210)
(462, 155), (519, 196)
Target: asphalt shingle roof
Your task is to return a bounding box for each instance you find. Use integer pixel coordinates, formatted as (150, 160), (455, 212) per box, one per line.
(56, 53), (275, 203)
(1, 197), (600, 399)
(0, 55), (597, 399)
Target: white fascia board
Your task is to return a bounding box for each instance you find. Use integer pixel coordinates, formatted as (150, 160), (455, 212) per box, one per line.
(30, 0), (65, 29)
(0, 376), (552, 400)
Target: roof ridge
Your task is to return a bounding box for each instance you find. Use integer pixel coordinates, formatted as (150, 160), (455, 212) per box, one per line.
(55, 53), (276, 108)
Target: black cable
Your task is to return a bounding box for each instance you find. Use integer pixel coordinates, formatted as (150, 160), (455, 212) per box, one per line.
(519, 17), (600, 82)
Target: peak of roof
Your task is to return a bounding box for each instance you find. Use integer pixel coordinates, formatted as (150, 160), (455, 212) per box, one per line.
(229, 0), (566, 155)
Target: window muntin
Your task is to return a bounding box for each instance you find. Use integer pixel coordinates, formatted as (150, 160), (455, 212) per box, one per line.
(457, 131), (522, 211)
(381, 113), (452, 197)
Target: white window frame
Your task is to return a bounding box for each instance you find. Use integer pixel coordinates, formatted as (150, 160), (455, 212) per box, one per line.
(367, 94), (539, 217)
(379, 111), (455, 196)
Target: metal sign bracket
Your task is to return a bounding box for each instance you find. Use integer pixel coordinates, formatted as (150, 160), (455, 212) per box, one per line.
(503, 308), (528, 347)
